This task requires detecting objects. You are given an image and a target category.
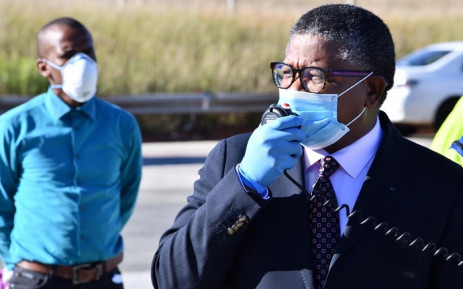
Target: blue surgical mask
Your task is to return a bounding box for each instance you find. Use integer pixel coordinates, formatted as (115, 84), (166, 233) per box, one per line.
(278, 72), (372, 149)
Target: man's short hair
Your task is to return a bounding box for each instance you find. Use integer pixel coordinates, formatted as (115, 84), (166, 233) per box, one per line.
(289, 4), (395, 102)
(37, 17), (91, 57)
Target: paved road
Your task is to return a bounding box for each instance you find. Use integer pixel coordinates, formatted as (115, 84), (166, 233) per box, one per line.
(121, 134), (434, 289)
(121, 141), (217, 288)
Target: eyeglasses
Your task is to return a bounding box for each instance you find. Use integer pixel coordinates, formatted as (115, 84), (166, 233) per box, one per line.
(270, 62), (373, 93)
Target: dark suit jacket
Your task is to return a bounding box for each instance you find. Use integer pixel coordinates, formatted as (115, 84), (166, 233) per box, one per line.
(152, 112), (463, 289)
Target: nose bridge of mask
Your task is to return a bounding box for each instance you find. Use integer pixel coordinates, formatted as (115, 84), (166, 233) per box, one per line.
(278, 89), (338, 116)
(43, 52), (94, 72)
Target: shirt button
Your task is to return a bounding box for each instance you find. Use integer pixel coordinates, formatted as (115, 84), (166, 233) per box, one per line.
(74, 125), (80, 130)
(75, 154), (80, 158)
(80, 235), (85, 240)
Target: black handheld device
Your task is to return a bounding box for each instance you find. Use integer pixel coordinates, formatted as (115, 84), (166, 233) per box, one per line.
(260, 103), (297, 125)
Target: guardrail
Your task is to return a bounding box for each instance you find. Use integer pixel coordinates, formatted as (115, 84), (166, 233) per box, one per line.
(0, 92), (279, 115)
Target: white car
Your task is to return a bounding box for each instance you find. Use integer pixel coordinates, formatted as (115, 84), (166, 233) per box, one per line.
(381, 41), (463, 133)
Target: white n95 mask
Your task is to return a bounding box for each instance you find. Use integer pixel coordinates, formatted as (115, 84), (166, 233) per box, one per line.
(44, 53), (98, 103)
(278, 72), (372, 149)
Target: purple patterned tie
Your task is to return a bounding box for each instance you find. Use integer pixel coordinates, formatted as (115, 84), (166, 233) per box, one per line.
(308, 156), (340, 289)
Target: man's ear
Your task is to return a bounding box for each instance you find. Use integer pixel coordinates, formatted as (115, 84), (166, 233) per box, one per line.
(365, 75), (386, 108)
(36, 58), (50, 78)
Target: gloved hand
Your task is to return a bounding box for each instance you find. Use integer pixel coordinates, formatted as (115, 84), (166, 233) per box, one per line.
(239, 115), (304, 188)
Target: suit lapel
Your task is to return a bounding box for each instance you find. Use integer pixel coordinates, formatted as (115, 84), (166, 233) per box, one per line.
(331, 112), (415, 266)
(269, 158), (314, 288)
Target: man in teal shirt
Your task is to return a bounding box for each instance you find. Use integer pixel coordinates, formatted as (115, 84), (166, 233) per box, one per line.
(0, 17), (142, 288)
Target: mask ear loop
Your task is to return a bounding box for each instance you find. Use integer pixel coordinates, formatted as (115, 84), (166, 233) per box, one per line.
(41, 59), (64, 89)
(339, 72), (373, 127)
(42, 59), (63, 71)
(338, 71), (374, 97)
(346, 106), (367, 127)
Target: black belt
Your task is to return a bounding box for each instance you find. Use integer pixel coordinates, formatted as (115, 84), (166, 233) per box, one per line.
(17, 252), (123, 284)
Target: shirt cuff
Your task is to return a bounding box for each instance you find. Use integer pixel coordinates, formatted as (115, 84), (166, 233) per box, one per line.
(235, 164), (270, 200)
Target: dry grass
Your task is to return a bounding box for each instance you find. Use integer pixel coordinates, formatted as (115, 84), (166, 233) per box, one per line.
(1, 0), (462, 95)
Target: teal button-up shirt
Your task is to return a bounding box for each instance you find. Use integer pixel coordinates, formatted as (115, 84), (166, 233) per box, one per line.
(0, 88), (142, 269)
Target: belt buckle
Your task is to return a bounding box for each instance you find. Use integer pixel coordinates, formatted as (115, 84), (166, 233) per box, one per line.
(72, 263), (101, 285)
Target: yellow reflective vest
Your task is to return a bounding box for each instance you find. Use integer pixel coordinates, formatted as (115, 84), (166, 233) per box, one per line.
(431, 97), (463, 166)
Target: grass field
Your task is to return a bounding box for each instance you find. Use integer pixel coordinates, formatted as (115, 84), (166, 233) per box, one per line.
(1, 0), (462, 96)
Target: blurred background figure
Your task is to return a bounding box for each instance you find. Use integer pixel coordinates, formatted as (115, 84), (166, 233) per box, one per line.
(0, 17), (142, 289)
(431, 97), (463, 166)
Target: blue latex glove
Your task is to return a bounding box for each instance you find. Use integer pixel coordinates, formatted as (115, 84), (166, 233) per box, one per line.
(239, 115), (305, 188)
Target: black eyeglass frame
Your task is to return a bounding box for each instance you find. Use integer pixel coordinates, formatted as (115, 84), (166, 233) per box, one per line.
(270, 61), (374, 93)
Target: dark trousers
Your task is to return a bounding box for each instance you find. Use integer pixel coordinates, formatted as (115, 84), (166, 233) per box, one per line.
(9, 266), (124, 289)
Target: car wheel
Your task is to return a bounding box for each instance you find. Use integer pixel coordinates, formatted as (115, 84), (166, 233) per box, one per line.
(434, 97), (460, 131)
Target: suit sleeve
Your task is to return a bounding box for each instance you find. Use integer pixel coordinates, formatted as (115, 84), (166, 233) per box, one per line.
(151, 137), (268, 289)
(0, 120), (18, 268)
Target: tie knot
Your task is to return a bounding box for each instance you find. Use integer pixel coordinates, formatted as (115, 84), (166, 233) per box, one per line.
(319, 156), (340, 178)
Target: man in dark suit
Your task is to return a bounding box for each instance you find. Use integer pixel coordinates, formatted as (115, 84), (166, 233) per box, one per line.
(151, 4), (463, 289)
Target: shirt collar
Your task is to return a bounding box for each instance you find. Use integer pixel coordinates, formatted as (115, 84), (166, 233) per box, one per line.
(44, 87), (96, 122)
(304, 116), (383, 178)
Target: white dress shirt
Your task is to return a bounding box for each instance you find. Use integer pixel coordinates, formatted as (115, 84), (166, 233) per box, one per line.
(303, 117), (383, 234)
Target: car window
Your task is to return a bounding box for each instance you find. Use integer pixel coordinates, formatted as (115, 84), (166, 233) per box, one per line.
(397, 50), (451, 66)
